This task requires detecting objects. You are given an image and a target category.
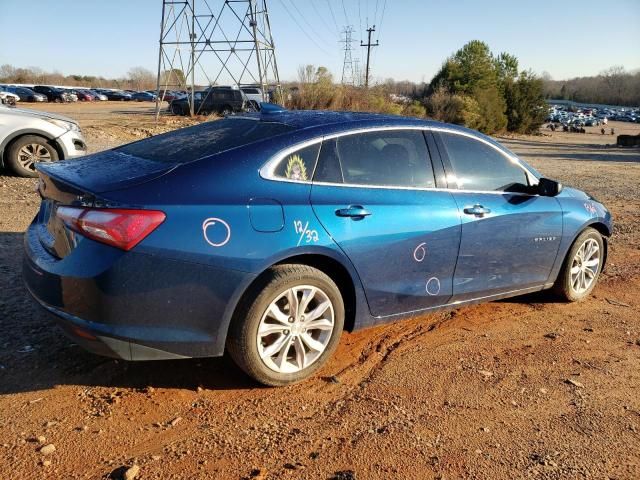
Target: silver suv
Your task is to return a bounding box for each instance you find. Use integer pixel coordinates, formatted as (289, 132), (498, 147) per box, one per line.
(0, 104), (87, 177)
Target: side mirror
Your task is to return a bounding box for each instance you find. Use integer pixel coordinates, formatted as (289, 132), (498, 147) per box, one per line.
(537, 177), (563, 197)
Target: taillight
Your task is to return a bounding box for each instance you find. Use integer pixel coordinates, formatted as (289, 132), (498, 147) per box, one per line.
(56, 207), (166, 251)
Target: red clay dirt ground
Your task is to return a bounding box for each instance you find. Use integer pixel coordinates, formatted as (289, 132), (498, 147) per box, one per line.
(0, 103), (639, 479)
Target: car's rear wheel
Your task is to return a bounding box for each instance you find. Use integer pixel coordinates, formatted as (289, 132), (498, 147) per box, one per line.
(220, 105), (233, 116)
(554, 228), (604, 301)
(227, 264), (344, 386)
(6, 135), (59, 178)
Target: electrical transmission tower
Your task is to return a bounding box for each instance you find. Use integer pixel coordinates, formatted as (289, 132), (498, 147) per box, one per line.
(340, 26), (356, 86)
(353, 58), (361, 87)
(155, 0), (282, 118)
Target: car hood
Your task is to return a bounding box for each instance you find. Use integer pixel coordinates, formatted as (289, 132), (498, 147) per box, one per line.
(557, 186), (601, 203)
(0, 106), (78, 124)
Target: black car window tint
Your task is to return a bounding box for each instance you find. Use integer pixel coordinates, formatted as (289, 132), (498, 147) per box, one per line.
(440, 132), (529, 192)
(333, 130), (435, 188)
(273, 143), (321, 182)
(117, 118), (295, 164)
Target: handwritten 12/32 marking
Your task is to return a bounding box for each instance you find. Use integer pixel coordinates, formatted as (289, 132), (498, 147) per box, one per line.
(294, 220), (319, 246)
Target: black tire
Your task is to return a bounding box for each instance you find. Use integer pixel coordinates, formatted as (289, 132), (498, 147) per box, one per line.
(5, 135), (59, 178)
(227, 264), (344, 386)
(220, 105), (233, 116)
(553, 227), (604, 302)
(170, 103), (183, 115)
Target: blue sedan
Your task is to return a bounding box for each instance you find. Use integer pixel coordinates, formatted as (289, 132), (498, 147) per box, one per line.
(23, 108), (612, 386)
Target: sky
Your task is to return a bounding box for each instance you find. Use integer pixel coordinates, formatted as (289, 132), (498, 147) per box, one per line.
(1, 0), (639, 85)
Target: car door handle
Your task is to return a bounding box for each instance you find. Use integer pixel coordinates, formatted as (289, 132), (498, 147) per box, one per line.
(463, 204), (491, 217)
(335, 205), (372, 218)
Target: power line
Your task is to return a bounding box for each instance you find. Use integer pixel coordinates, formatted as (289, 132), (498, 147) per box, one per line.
(376, 0), (387, 40)
(340, 0), (349, 26)
(373, 0), (380, 26)
(325, 0), (340, 33)
(288, 0), (333, 49)
(311, 0), (336, 35)
(278, 0), (333, 56)
(358, 0), (363, 41)
(289, 0), (329, 47)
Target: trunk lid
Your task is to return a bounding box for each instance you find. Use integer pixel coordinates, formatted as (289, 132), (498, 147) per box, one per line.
(35, 150), (175, 259)
(36, 149), (177, 194)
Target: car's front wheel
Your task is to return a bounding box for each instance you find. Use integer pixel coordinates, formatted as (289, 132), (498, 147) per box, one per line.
(227, 264), (344, 386)
(6, 135), (59, 178)
(554, 227), (604, 301)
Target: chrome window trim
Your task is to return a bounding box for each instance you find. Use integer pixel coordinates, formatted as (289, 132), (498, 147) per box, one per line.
(259, 125), (539, 193)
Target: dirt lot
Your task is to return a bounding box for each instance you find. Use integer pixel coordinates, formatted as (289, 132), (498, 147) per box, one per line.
(1, 102), (639, 479)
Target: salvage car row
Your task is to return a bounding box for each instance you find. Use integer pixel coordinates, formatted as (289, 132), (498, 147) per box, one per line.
(0, 85), (159, 103)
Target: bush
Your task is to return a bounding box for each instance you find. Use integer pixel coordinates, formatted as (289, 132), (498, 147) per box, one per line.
(286, 65), (407, 116)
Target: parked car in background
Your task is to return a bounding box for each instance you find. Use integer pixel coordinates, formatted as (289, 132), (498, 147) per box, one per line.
(33, 86), (72, 103)
(153, 90), (182, 102)
(240, 85), (266, 110)
(101, 90), (132, 101)
(87, 90), (108, 101)
(169, 86), (246, 115)
(131, 91), (157, 102)
(69, 89), (94, 101)
(22, 110), (612, 386)
(0, 103), (86, 177)
(0, 90), (20, 105)
(3, 86), (47, 102)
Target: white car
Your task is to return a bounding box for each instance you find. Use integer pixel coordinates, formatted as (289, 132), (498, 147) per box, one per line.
(0, 90), (20, 104)
(240, 86), (266, 109)
(0, 104), (87, 177)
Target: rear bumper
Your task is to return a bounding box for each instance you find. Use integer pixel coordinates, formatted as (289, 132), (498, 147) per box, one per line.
(23, 221), (255, 360)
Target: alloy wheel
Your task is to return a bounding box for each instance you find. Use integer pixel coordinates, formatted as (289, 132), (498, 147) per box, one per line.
(17, 143), (52, 171)
(570, 238), (600, 294)
(257, 285), (335, 374)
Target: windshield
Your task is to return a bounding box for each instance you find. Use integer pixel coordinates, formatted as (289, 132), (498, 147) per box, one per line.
(116, 117), (295, 164)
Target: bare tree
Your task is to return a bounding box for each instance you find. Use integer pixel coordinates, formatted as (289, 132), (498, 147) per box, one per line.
(127, 66), (155, 91)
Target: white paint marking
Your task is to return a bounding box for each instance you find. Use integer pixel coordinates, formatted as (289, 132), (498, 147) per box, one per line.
(294, 220), (319, 246)
(202, 217), (231, 247)
(413, 242), (427, 262)
(426, 277), (441, 296)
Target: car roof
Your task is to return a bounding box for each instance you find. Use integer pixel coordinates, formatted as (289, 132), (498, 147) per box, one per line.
(236, 109), (481, 139)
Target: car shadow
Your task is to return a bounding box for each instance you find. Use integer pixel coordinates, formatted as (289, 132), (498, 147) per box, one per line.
(0, 231), (259, 395)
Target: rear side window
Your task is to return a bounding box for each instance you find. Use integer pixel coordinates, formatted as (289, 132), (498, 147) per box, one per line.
(117, 118), (294, 164)
(439, 132), (529, 192)
(315, 130), (435, 188)
(272, 143), (321, 182)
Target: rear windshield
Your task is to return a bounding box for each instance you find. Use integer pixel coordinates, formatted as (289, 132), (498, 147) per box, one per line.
(116, 117), (294, 163)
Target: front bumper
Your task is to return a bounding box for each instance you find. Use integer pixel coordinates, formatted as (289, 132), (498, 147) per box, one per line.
(23, 221), (255, 360)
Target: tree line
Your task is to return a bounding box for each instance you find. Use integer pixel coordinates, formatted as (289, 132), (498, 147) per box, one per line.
(542, 66), (640, 107)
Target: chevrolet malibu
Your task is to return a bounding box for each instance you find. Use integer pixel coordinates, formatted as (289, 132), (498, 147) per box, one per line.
(23, 109), (612, 386)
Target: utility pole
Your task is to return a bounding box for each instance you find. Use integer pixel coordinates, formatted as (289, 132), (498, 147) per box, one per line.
(340, 26), (355, 85)
(360, 25), (379, 88)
